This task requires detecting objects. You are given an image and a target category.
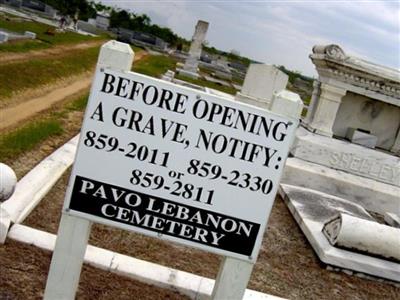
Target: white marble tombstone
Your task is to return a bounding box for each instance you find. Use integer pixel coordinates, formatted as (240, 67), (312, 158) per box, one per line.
(235, 64), (288, 109)
(179, 20), (209, 79)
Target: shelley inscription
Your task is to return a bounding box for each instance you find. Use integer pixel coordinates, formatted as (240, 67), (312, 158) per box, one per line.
(329, 152), (400, 186)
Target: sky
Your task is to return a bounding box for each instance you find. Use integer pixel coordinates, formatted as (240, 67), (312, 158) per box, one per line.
(101, 0), (400, 77)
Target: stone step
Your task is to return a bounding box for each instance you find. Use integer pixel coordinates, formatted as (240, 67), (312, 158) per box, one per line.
(281, 157), (400, 214)
(291, 127), (400, 187)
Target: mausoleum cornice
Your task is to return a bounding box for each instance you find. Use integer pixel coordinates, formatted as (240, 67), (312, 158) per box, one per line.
(310, 45), (400, 102)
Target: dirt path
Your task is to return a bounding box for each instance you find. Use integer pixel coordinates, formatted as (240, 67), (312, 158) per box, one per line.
(0, 75), (91, 130)
(0, 40), (105, 65)
(0, 51), (148, 131)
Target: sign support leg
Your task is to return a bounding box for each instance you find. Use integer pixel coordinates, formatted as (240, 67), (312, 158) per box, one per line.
(212, 91), (303, 300)
(211, 257), (254, 300)
(43, 41), (134, 299)
(44, 213), (92, 300)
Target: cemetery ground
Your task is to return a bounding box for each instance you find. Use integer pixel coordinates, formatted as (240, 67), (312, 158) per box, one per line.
(1, 90), (399, 299)
(0, 18), (397, 298)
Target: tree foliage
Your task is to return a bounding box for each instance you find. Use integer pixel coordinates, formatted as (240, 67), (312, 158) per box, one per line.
(42, 0), (96, 20)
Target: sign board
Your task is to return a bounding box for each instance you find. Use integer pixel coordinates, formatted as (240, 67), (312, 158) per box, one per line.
(64, 67), (297, 262)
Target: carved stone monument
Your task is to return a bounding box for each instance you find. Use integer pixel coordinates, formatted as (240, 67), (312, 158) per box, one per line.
(178, 20), (209, 79)
(280, 44), (400, 281)
(304, 44), (400, 154)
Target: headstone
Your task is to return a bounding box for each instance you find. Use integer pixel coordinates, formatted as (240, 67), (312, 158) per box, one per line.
(161, 70), (175, 82)
(24, 31), (36, 39)
(236, 64), (288, 109)
(0, 31), (9, 43)
(179, 20), (209, 79)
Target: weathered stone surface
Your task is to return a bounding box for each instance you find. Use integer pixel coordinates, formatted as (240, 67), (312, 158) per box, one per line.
(0, 31), (9, 43)
(269, 90), (303, 120)
(237, 64), (288, 104)
(182, 20), (209, 74)
(345, 128), (377, 148)
(306, 44), (400, 154)
(333, 92), (400, 150)
(281, 157), (400, 214)
(310, 44), (400, 104)
(323, 213), (400, 262)
(291, 127), (400, 186)
(279, 184), (400, 282)
(178, 69), (200, 79)
(24, 31), (36, 39)
(384, 212), (400, 228)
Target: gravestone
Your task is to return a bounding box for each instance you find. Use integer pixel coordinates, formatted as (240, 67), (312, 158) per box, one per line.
(178, 20), (209, 79)
(236, 64), (288, 109)
(280, 44), (400, 281)
(24, 31), (36, 39)
(0, 31), (9, 43)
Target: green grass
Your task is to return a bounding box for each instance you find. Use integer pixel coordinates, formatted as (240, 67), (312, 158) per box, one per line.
(0, 118), (63, 160)
(0, 91), (89, 160)
(133, 54), (177, 78)
(0, 16), (105, 52)
(132, 54), (237, 95)
(0, 47), (99, 99)
(175, 74), (237, 95)
(0, 39), (49, 52)
(67, 93), (89, 111)
(131, 45), (144, 53)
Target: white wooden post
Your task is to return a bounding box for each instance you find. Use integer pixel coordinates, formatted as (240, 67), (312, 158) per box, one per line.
(212, 257), (254, 300)
(44, 41), (134, 300)
(212, 90), (303, 300)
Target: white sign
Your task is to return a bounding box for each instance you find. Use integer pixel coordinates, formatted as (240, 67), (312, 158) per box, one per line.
(64, 67), (297, 262)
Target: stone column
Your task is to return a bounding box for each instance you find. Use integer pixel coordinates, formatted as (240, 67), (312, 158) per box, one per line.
(391, 127), (400, 155)
(304, 80), (321, 125)
(307, 83), (347, 137)
(180, 20), (209, 78)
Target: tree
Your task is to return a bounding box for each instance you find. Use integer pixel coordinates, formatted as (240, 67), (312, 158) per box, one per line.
(42, 0), (96, 20)
(109, 9), (132, 29)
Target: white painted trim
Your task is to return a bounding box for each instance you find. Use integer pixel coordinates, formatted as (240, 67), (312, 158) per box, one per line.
(1, 135), (79, 224)
(8, 224), (286, 300)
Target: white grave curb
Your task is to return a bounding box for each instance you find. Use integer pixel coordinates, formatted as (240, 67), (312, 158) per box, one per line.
(8, 223), (285, 300)
(1, 135), (79, 224)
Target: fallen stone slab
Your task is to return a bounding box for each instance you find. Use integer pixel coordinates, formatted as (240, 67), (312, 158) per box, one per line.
(323, 213), (400, 262)
(278, 184), (400, 282)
